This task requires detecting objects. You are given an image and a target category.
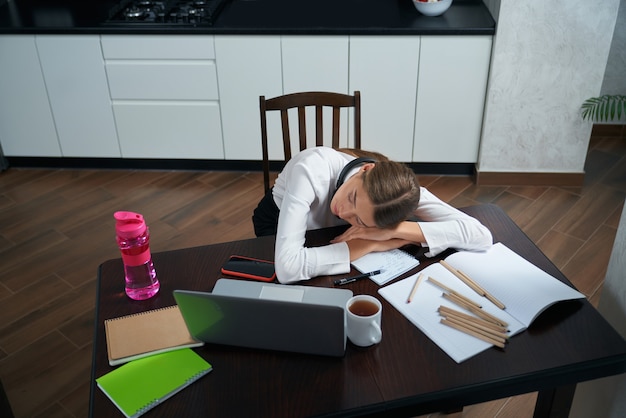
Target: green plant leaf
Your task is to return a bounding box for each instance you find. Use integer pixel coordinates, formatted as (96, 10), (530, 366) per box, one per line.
(581, 95), (626, 122)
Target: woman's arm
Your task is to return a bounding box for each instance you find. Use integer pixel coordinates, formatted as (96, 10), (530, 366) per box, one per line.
(273, 155), (353, 284)
(332, 188), (492, 257)
(413, 188), (492, 256)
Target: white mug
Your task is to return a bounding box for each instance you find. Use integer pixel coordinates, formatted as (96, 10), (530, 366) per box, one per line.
(346, 295), (382, 347)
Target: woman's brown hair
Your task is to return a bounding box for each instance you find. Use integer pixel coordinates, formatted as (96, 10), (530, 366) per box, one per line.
(361, 160), (420, 228)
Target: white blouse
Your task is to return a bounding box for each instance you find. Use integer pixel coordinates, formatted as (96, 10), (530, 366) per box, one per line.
(271, 147), (492, 284)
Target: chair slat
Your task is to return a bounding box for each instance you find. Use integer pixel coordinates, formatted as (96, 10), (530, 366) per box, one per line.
(298, 106), (307, 151)
(280, 109), (292, 161)
(315, 105), (324, 147)
(259, 91), (362, 193)
(331, 107), (341, 149)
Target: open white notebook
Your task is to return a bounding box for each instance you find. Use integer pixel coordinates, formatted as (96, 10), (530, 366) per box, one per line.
(378, 243), (585, 363)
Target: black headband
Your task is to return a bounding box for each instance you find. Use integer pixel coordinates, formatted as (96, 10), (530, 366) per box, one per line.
(334, 157), (377, 192)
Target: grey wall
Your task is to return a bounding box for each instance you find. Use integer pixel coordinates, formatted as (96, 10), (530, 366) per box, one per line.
(601, 0), (626, 96)
(478, 0), (621, 174)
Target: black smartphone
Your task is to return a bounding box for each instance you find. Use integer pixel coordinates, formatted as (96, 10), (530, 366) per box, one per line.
(221, 255), (277, 282)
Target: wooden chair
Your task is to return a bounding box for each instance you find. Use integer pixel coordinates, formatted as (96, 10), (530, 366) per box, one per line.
(259, 91), (361, 193)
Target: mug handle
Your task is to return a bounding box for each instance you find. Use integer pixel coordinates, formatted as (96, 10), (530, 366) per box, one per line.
(370, 321), (382, 344)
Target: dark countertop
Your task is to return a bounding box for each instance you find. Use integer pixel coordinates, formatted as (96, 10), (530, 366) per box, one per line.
(0, 0), (495, 35)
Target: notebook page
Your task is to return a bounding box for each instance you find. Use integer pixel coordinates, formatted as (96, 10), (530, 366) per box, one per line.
(379, 264), (525, 363)
(444, 243), (585, 326)
(351, 249), (419, 285)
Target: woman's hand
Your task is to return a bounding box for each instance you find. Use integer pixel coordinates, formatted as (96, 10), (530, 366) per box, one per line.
(331, 225), (396, 243)
(332, 220), (426, 245)
(345, 238), (413, 262)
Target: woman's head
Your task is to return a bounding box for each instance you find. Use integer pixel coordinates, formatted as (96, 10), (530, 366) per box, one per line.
(362, 161), (421, 227)
(331, 160), (420, 228)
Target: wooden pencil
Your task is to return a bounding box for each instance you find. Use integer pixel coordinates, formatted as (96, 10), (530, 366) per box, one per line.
(438, 307), (509, 340)
(439, 260), (506, 310)
(438, 305), (508, 334)
(427, 276), (482, 309)
(442, 292), (509, 327)
(443, 315), (507, 344)
(407, 273), (425, 303)
(440, 318), (506, 349)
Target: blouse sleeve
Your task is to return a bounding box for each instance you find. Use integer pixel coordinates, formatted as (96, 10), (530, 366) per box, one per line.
(415, 188), (493, 257)
(274, 159), (351, 284)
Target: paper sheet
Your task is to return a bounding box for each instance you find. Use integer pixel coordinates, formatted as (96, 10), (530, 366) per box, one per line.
(351, 249), (419, 285)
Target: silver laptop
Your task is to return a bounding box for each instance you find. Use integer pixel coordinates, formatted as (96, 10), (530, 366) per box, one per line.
(173, 278), (353, 357)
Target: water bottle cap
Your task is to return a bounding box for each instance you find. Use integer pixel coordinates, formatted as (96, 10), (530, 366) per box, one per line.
(114, 211), (147, 238)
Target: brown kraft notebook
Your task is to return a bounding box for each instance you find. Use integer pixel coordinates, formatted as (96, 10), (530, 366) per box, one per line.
(105, 305), (204, 366)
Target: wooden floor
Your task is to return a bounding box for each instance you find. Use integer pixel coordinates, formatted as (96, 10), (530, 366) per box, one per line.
(0, 134), (624, 418)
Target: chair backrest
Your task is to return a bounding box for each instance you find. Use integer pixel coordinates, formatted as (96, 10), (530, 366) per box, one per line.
(259, 91), (361, 193)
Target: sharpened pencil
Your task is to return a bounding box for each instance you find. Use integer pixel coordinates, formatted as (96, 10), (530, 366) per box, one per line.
(439, 260), (506, 310)
(427, 276), (482, 309)
(443, 315), (507, 343)
(407, 273), (425, 303)
(438, 306), (509, 340)
(438, 305), (509, 334)
(442, 292), (509, 327)
(440, 318), (506, 349)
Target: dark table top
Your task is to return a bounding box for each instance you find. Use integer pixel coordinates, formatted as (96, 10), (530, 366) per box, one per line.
(89, 204), (626, 417)
(0, 0), (495, 35)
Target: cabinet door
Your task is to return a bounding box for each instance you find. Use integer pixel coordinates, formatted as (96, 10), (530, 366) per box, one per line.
(281, 36), (353, 150)
(114, 102), (223, 159)
(282, 36), (349, 93)
(215, 35), (282, 160)
(36, 35), (120, 158)
(0, 36), (60, 157)
(101, 35), (215, 59)
(103, 35), (222, 160)
(106, 61), (219, 100)
(350, 36), (420, 162)
(413, 36), (492, 163)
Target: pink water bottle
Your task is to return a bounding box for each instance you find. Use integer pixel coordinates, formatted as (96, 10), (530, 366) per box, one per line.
(114, 211), (160, 300)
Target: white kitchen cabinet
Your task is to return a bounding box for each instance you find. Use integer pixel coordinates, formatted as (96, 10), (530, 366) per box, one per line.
(106, 61), (219, 100)
(281, 36), (349, 94)
(215, 35), (283, 160)
(349, 36), (421, 162)
(36, 35), (120, 158)
(102, 35), (224, 159)
(101, 35), (216, 59)
(280, 36), (353, 150)
(413, 36), (492, 163)
(0, 35), (60, 157)
(114, 102), (222, 159)
(0, 33), (492, 164)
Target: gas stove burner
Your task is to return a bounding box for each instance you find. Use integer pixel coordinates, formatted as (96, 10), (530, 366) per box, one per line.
(105, 0), (229, 26)
(188, 7), (206, 17)
(124, 7), (145, 18)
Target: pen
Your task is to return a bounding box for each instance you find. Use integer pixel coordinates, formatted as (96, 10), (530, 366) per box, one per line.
(334, 270), (382, 286)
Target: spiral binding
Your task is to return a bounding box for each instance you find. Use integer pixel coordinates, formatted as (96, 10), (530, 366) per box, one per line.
(132, 367), (211, 416)
(105, 305), (177, 323)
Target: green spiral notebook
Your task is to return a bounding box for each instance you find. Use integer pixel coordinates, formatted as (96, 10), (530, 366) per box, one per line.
(96, 348), (212, 418)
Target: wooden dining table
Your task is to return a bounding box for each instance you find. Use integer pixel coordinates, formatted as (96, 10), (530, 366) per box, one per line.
(89, 204), (626, 417)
